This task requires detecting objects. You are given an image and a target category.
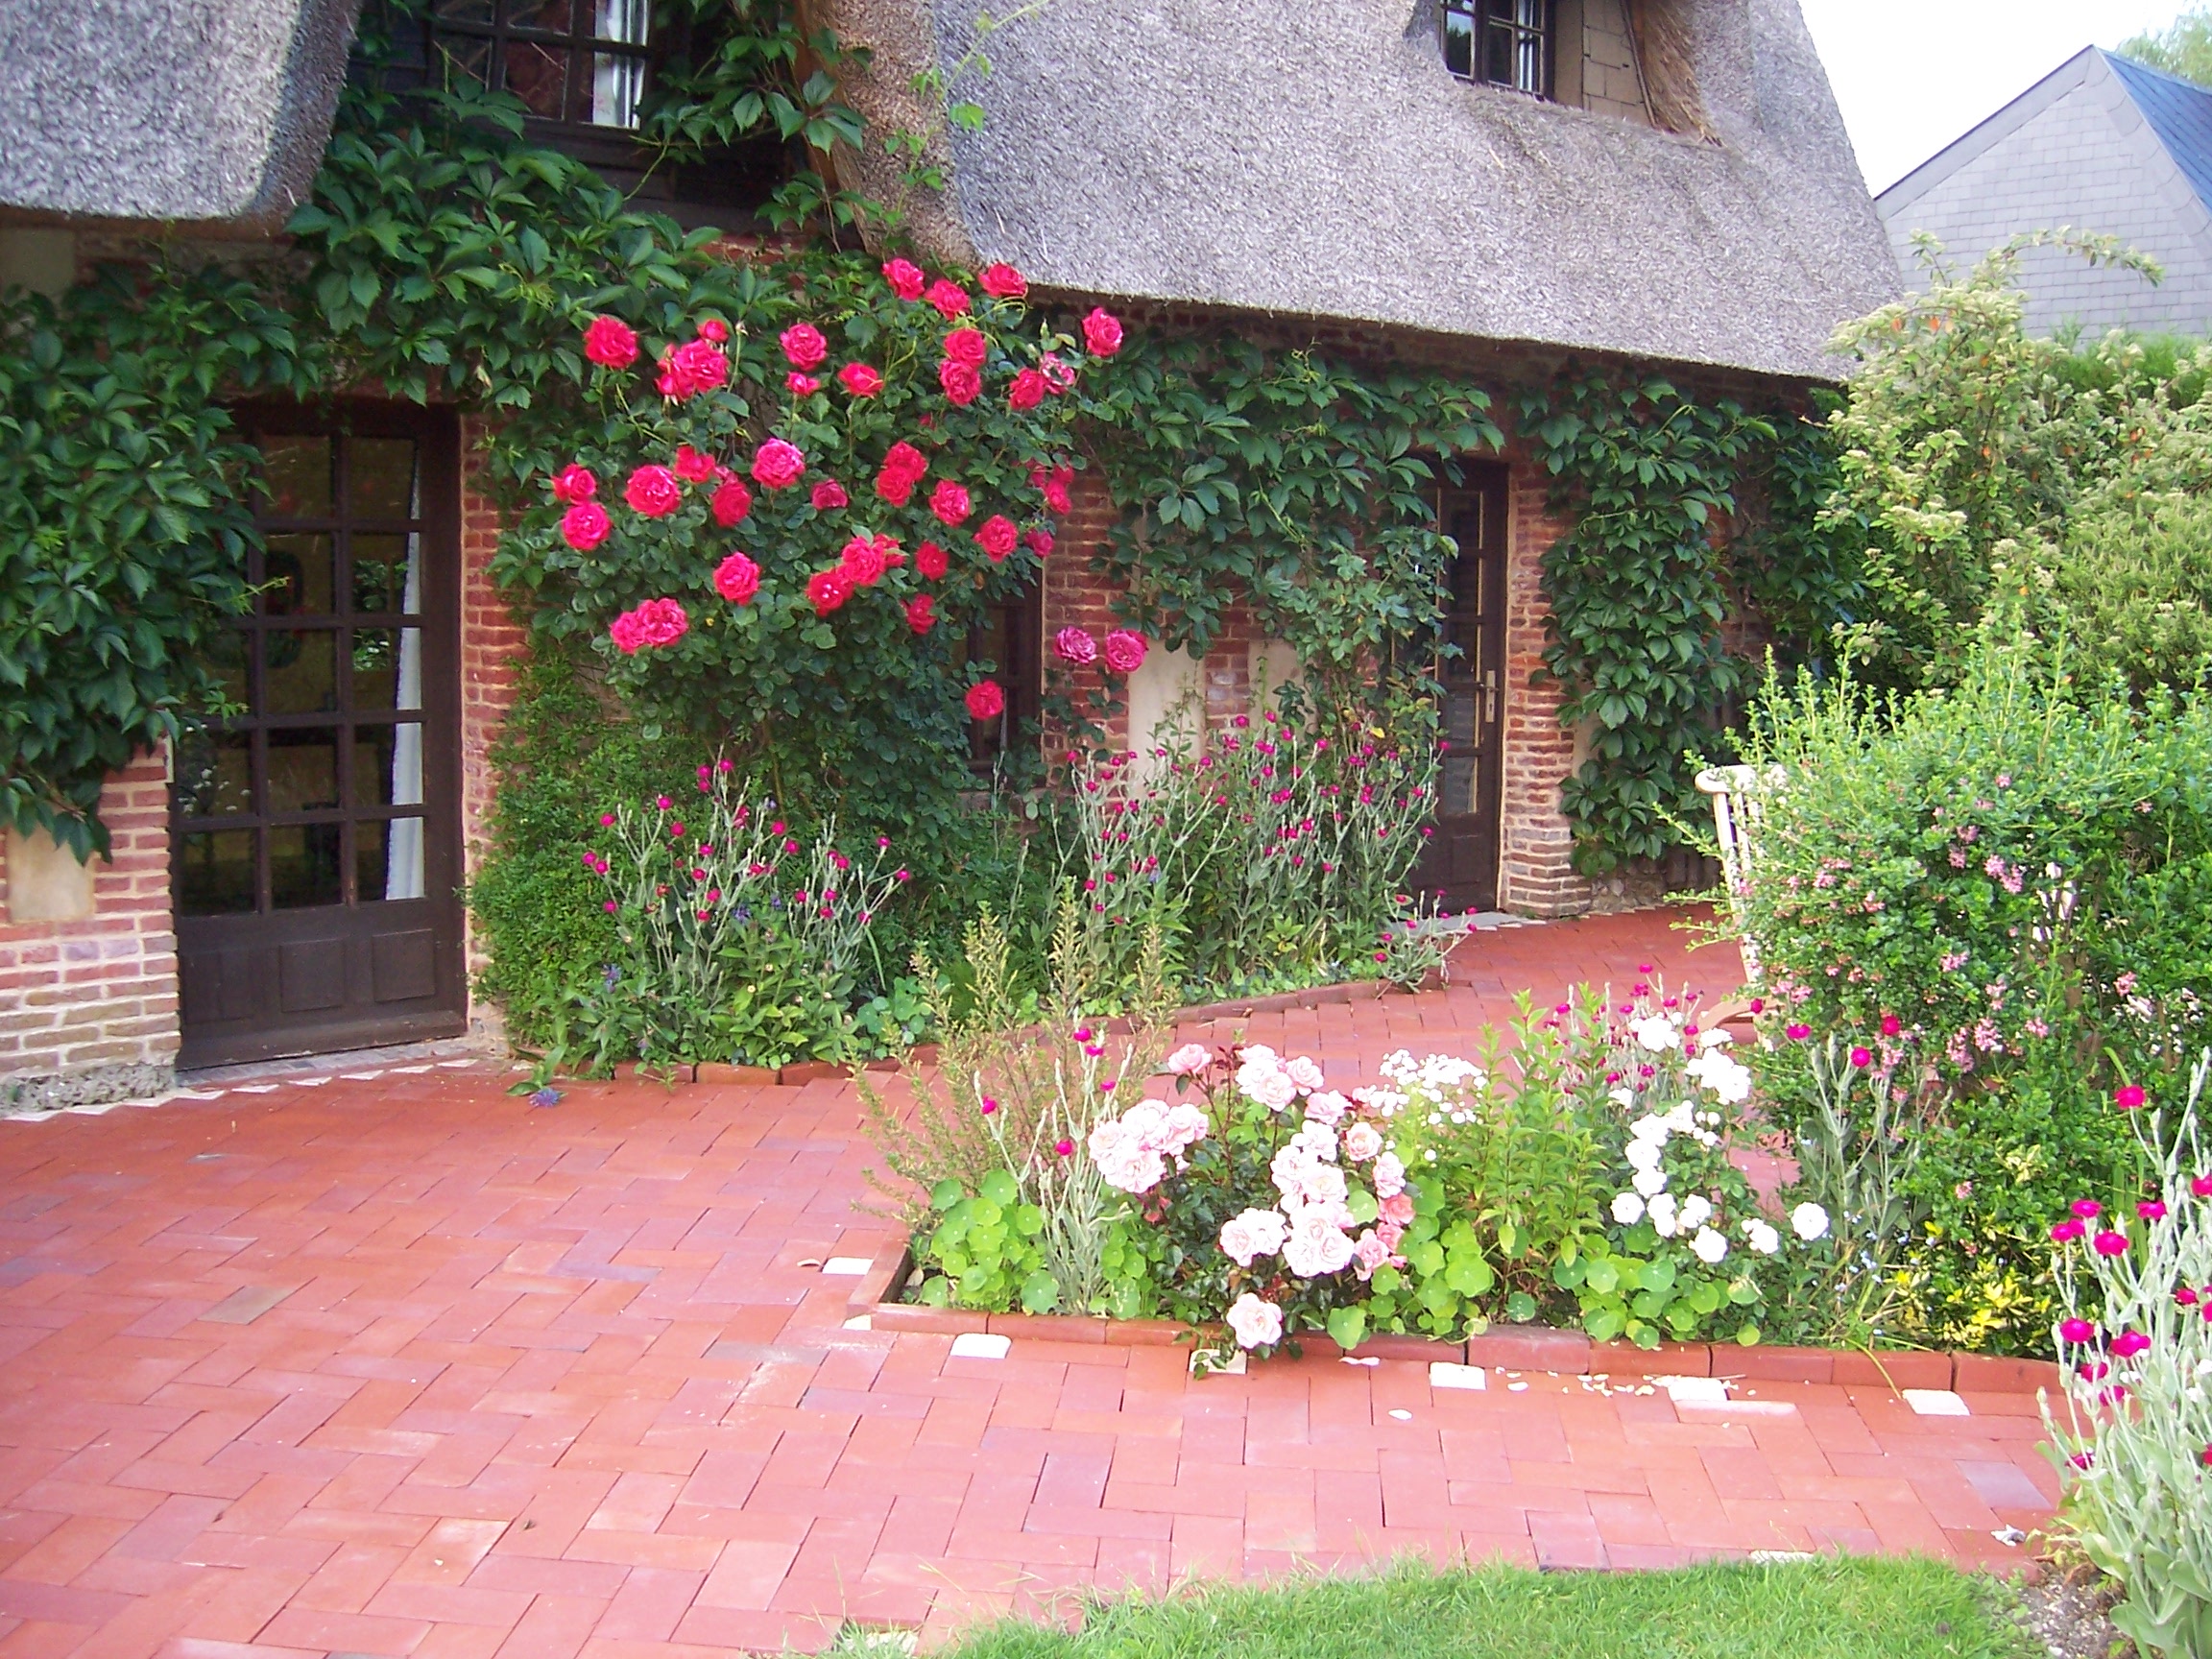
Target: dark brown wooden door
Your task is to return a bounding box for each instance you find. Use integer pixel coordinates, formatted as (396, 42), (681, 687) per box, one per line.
(1416, 469), (1510, 911)
(172, 404), (467, 1068)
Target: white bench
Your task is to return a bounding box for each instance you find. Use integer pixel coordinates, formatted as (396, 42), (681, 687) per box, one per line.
(1695, 764), (1784, 987)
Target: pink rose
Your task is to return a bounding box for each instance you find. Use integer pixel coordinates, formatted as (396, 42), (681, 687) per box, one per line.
(838, 362), (884, 397)
(625, 465), (682, 517)
(1039, 352), (1076, 393)
(582, 315), (637, 369)
(974, 515), (1018, 562)
(938, 358), (981, 407)
(561, 501), (611, 551)
(1023, 528), (1054, 557)
(882, 258), (926, 301)
(609, 610), (645, 654)
(611, 598), (686, 654)
(1102, 630), (1148, 674)
(550, 464), (597, 503)
(925, 279), (972, 319)
(838, 535), (887, 587)
(943, 327), (988, 368)
(978, 262), (1028, 299)
(752, 439), (806, 490)
(1165, 1043), (1211, 1076)
(780, 323), (828, 370)
(915, 541), (949, 580)
(658, 338), (728, 399)
(810, 479), (849, 512)
(1053, 628), (1098, 666)
(1380, 1191), (1415, 1226)
(695, 318), (729, 344)
(930, 480), (972, 526)
(710, 478), (753, 527)
(1008, 368), (1047, 411)
(713, 553), (759, 606)
(966, 680), (1005, 720)
(786, 372), (820, 395)
(1082, 307), (1124, 356)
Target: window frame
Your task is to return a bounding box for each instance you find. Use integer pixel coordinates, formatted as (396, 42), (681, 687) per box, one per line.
(423, 0), (656, 136)
(1441, 0), (1557, 101)
(966, 586), (1045, 775)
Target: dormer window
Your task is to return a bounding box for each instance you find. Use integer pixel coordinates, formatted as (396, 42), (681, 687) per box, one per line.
(427, 0), (652, 131)
(1443, 0), (1554, 99)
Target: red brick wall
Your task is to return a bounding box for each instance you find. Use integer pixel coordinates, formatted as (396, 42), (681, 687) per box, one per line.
(457, 420), (531, 1022)
(0, 754), (180, 1102)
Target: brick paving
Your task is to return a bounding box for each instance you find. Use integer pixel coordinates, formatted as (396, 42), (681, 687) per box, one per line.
(0, 909), (2057, 1658)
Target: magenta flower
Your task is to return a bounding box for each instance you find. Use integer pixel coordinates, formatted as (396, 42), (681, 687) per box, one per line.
(1848, 1046), (1872, 1069)
(2072, 1199), (2103, 1219)
(2115, 1084), (2147, 1110)
(1785, 1023), (1812, 1041)
(2093, 1231), (2130, 1257)
(2112, 1332), (2152, 1358)
(2051, 1218), (2085, 1243)
(2058, 1318), (2096, 1344)
(2141, 1201), (2169, 1221)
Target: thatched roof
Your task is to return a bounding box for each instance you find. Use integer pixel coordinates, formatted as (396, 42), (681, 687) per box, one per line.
(822, 0), (1898, 382)
(0, 0), (362, 232)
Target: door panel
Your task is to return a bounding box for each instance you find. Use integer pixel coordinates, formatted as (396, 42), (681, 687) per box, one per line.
(174, 404), (467, 1068)
(1414, 469), (1510, 911)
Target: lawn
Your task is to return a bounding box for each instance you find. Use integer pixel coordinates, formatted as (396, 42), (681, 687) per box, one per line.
(932, 1558), (2035, 1659)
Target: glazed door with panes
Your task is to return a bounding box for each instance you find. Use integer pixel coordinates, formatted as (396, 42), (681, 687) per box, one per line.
(171, 406), (467, 1067)
(1414, 469), (1510, 911)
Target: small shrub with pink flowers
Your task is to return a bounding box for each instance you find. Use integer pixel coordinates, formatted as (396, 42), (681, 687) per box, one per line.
(2044, 1051), (2212, 1659)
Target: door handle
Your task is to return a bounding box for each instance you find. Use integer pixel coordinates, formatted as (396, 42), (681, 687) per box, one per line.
(1482, 669), (1498, 724)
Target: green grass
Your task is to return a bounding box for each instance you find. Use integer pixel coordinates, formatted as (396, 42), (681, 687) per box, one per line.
(927, 1558), (2034, 1659)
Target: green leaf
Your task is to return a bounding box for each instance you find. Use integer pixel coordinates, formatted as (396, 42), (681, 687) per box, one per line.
(979, 1168), (1019, 1206)
(1326, 1305), (1367, 1352)
(1020, 1270), (1060, 1313)
(930, 1178), (963, 1211)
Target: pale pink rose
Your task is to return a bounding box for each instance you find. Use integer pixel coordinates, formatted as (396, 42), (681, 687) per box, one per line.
(1282, 1211), (1356, 1277)
(1380, 1191), (1416, 1226)
(1285, 1055), (1326, 1094)
(1238, 1051), (1297, 1112)
(1165, 1043), (1212, 1076)
(1352, 1229), (1392, 1280)
(1162, 1102), (1211, 1155)
(1302, 1090), (1350, 1127)
(1226, 1292), (1283, 1350)
(1371, 1152), (1407, 1199)
(1341, 1121), (1383, 1163)
(1218, 1207), (1287, 1266)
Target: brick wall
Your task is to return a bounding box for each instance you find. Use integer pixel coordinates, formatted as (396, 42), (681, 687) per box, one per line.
(0, 754), (180, 1108)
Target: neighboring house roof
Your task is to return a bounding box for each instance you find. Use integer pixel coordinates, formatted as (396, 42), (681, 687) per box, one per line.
(821, 0), (1898, 382)
(1876, 47), (2212, 336)
(0, 0), (363, 233)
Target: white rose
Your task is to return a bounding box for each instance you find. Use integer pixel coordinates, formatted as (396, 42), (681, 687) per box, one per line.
(1631, 1015), (1680, 1052)
(1744, 1220), (1781, 1256)
(1791, 1202), (1831, 1241)
(1691, 1226), (1728, 1264)
(1677, 1194), (1713, 1230)
(1285, 1055), (1326, 1094)
(1608, 1086), (1636, 1108)
(1631, 1114), (1671, 1143)
(1697, 1028), (1734, 1050)
(1611, 1191), (1646, 1225)
(1648, 1192), (1679, 1237)
(1631, 1166), (1669, 1197)
(1624, 1140), (1663, 1172)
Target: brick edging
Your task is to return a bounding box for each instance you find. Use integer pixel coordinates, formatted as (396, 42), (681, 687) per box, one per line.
(843, 1249), (2060, 1394)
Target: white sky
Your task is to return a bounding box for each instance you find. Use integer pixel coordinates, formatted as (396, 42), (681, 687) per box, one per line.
(1798, 0), (2192, 193)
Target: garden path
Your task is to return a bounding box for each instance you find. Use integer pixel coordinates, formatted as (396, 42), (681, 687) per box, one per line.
(0, 908), (2056, 1659)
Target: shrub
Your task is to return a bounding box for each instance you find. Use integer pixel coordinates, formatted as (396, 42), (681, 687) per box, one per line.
(2052, 492), (2212, 695)
(2046, 1052), (2212, 1659)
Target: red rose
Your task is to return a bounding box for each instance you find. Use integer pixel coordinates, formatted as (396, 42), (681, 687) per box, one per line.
(582, 315), (638, 369)
(811, 479), (849, 512)
(943, 327), (988, 368)
(609, 611), (643, 653)
(1103, 629), (1147, 674)
(753, 439), (806, 490)
(561, 501), (611, 551)
(806, 567), (853, 615)
(1024, 528), (1054, 557)
(876, 469), (915, 507)
(710, 478), (753, 527)
(1082, 307), (1124, 356)
(915, 541), (949, 580)
(713, 552), (760, 605)
(1008, 369), (1047, 411)
(938, 358), (981, 406)
(839, 535), (888, 587)
(930, 480), (972, 525)
(974, 515), (1018, 562)
(625, 465), (682, 517)
(637, 598), (688, 646)
(551, 464), (597, 503)
(696, 318), (730, 344)
(906, 593), (937, 635)
(978, 262), (1027, 299)
(925, 279), (972, 319)
(882, 258), (926, 301)
(1054, 628), (1097, 666)
(787, 372), (821, 395)
(1046, 466), (1073, 513)
(1039, 352), (1076, 392)
(882, 440), (929, 482)
(673, 445), (715, 484)
(658, 338), (729, 399)
(781, 323), (829, 370)
(838, 362), (884, 397)
(965, 680), (1005, 720)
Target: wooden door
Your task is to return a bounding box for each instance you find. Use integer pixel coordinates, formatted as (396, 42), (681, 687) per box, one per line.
(172, 404), (467, 1067)
(1417, 469), (1510, 911)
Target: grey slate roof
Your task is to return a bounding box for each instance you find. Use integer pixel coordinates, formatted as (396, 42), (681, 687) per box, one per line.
(823, 0), (1897, 382)
(1877, 48), (2212, 336)
(0, 0), (363, 231)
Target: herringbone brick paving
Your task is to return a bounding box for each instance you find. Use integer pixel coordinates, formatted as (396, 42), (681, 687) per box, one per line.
(0, 910), (2056, 1657)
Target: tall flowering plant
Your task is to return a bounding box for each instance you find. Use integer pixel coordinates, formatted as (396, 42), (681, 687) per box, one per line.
(2046, 1053), (2212, 1659)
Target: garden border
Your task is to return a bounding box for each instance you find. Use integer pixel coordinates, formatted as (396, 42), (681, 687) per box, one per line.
(839, 1248), (2061, 1396)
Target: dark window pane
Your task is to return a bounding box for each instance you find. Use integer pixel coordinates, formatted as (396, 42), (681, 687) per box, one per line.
(268, 729), (341, 812)
(1443, 3), (1474, 77)
(201, 628), (252, 713)
(258, 436), (331, 517)
(352, 723), (426, 807)
(270, 824), (344, 909)
(349, 439), (418, 521)
(505, 39), (570, 117)
(433, 0), (497, 19)
(437, 33), (493, 91)
(265, 629), (339, 714)
(261, 532), (335, 616)
(179, 830), (257, 915)
(351, 535), (419, 615)
(512, 0), (578, 28)
(174, 728), (254, 819)
(351, 629), (422, 710)
(358, 817), (428, 902)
